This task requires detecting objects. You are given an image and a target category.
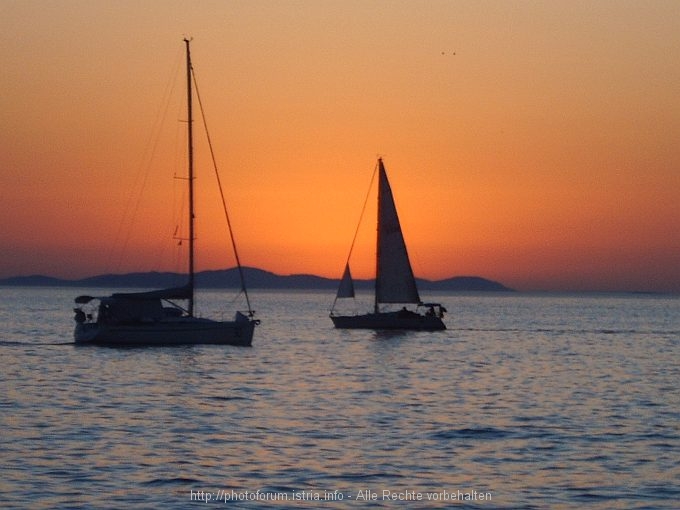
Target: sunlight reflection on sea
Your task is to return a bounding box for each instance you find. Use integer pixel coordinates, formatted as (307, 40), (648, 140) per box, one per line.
(1, 288), (678, 508)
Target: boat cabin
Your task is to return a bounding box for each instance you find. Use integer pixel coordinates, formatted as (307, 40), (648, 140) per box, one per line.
(74, 286), (189, 325)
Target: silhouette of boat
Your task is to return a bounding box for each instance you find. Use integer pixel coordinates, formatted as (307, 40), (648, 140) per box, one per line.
(73, 39), (258, 346)
(330, 158), (446, 330)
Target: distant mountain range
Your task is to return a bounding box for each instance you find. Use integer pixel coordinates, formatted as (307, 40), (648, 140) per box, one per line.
(0, 267), (513, 292)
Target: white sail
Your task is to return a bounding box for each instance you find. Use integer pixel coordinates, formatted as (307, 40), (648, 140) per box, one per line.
(336, 263), (355, 298)
(375, 159), (421, 305)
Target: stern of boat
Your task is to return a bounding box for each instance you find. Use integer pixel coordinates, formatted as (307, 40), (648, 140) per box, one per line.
(74, 322), (102, 344)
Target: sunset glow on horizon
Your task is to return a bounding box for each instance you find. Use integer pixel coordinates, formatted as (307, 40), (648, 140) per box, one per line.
(2, 1), (679, 292)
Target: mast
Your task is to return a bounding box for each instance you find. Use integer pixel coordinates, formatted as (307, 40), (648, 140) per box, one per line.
(374, 158), (384, 314)
(185, 38), (195, 316)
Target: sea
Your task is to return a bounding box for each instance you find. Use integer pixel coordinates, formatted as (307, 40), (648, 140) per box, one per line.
(0, 287), (678, 509)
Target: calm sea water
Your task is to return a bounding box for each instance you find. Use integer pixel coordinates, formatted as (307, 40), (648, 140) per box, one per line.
(1, 287), (678, 509)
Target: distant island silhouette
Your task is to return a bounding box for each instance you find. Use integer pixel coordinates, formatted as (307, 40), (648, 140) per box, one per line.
(0, 267), (513, 292)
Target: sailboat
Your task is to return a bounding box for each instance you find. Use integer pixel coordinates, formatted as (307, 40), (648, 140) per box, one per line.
(330, 158), (446, 330)
(72, 39), (258, 346)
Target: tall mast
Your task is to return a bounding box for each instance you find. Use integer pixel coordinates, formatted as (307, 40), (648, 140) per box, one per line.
(185, 38), (195, 316)
(374, 158), (383, 314)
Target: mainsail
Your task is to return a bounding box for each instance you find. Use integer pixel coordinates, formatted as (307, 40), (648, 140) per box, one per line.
(375, 159), (421, 306)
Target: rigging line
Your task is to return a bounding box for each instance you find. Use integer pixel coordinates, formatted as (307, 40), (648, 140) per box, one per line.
(107, 47), (184, 273)
(168, 109), (189, 279)
(331, 159), (380, 311)
(191, 68), (254, 316)
(346, 159), (380, 265)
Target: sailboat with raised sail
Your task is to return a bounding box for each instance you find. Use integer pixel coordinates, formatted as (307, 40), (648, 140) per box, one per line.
(330, 158), (446, 330)
(72, 39), (258, 346)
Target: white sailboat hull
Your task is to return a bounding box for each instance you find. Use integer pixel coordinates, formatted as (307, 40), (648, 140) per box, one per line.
(75, 312), (255, 347)
(331, 311), (445, 331)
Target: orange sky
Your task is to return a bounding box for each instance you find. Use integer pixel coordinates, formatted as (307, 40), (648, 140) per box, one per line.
(2, 1), (679, 292)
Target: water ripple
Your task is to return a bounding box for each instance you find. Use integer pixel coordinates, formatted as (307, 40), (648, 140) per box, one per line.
(1, 289), (678, 509)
